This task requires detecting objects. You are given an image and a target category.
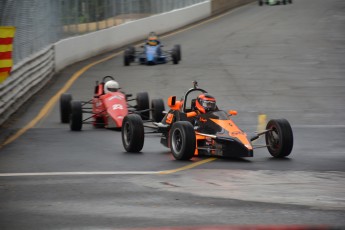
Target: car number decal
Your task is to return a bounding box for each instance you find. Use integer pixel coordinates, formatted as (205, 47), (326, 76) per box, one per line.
(112, 104), (124, 110)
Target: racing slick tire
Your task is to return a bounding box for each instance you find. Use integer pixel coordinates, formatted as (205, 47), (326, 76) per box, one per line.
(122, 114), (144, 152)
(124, 50), (131, 66)
(128, 46), (136, 62)
(60, 93), (72, 123)
(265, 119), (293, 158)
(70, 101), (83, 131)
(174, 44), (181, 61)
(172, 49), (179, 65)
(151, 99), (165, 122)
(136, 92), (150, 120)
(169, 121), (196, 160)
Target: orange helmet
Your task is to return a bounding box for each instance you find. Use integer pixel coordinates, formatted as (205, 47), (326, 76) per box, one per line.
(195, 94), (216, 113)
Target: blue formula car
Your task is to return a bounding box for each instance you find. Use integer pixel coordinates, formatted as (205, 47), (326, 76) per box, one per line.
(123, 32), (181, 66)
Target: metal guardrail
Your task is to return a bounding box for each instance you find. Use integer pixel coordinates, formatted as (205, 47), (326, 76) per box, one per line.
(0, 46), (54, 125)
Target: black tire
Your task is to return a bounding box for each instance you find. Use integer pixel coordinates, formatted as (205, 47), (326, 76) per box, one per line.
(169, 121), (196, 160)
(174, 44), (181, 61)
(136, 92), (150, 120)
(70, 101), (83, 131)
(122, 114), (144, 152)
(265, 119), (293, 158)
(282, 0), (286, 4)
(124, 50), (130, 66)
(172, 49), (179, 64)
(60, 93), (72, 123)
(288, 0), (292, 3)
(128, 46), (136, 61)
(151, 99), (165, 122)
(259, 0), (263, 6)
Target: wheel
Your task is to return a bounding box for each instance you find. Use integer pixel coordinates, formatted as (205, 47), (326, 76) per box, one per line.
(169, 121), (196, 160)
(288, 0), (292, 3)
(124, 50), (131, 66)
(282, 0), (286, 4)
(265, 119), (293, 158)
(174, 44), (181, 61)
(172, 49), (179, 64)
(128, 46), (136, 61)
(136, 92), (150, 120)
(259, 0), (263, 6)
(70, 101), (83, 131)
(60, 93), (72, 123)
(151, 99), (165, 122)
(122, 114), (144, 152)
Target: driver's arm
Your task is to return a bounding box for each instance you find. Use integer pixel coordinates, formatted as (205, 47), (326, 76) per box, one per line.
(186, 111), (200, 118)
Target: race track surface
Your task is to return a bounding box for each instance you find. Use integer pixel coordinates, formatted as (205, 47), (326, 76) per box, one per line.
(1, 0), (345, 229)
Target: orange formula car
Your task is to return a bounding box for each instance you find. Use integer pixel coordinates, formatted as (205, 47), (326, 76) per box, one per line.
(121, 81), (293, 160)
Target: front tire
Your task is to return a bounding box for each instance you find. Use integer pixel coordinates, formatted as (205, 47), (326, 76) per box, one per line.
(265, 119), (293, 158)
(70, 101), (83, 131)
(151, 99), (165, 122)
(136, 92), (150, 120)
(169, 121), (196, 160)
(122, 114), (144, 152)
(60, 94), (72, 123)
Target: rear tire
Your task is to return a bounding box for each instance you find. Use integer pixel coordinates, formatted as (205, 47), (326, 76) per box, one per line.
(124, 50), (131, 66)
(265, 119), (293, 158)
(136, 92), (150, 120)
(170, 121), (196, 160)
(70, 101), (83, 131)
(122, 114), (144, 152)
(174, 44), (181, 61)
(259, 0), (263, 6)
(151, 99), (165, 122)
(60, 94), (72, 123)
(172, 50), (179, 64)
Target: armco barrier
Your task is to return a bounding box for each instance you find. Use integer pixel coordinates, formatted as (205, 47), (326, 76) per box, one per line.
(0, 46), (54, 126)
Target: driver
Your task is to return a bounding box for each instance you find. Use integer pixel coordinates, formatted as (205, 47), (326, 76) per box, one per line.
(146, 32), (160, 46)
(187, 93), (217, 118)
(104, 80), (120, 93)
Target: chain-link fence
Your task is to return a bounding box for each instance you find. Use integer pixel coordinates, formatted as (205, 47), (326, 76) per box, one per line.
(0, 0), (206, 66)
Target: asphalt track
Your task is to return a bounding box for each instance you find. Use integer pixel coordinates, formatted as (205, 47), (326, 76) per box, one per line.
(1, 0), (345, 229)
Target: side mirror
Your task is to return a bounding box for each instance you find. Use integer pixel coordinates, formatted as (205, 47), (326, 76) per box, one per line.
(168, 96), (176, 106)
(228, 110), (238, 116)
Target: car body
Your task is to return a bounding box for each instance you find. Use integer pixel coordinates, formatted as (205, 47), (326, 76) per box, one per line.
(123, 33), (181, 66)
(59, 76), (165, 131)
(121, 81), (294, 160)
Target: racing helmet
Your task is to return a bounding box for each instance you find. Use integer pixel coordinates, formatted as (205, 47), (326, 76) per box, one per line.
(104, 80), (120, 93)
(195, 93), (217, 113)
(147, 36), (158, 46)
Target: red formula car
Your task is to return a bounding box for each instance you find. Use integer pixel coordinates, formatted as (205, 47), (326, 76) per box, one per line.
(121, 81), (293, 160)
(59, 76), (165, 131)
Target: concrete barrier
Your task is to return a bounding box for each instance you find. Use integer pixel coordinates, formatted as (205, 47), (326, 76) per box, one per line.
(211, 0), (255, 15)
